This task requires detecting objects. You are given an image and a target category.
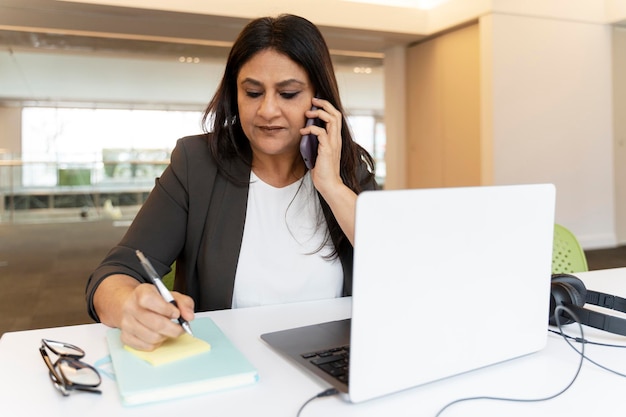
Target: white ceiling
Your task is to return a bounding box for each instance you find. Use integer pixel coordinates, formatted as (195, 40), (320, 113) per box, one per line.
(1, 0), (425, 56)
(2, 0), (626, 111)
(0, 0), (426, 111)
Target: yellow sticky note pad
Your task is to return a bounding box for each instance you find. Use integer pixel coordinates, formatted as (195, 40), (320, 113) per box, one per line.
(125, 333), (211, 366)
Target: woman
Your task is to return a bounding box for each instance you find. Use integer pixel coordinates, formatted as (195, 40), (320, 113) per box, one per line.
(86, 14), (378, 351)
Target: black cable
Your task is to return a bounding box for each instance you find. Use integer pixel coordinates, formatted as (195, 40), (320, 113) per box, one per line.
(296, 308), (626, 417)
(548, 328), (626, 348)
(548, 329), (626, 378)
(296, 388), (339, 417)
(435, 305), (585, 417)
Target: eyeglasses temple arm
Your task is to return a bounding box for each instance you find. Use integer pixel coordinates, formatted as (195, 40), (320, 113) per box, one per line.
(39, 346), (64, 385)
(74, 386), (102, 395)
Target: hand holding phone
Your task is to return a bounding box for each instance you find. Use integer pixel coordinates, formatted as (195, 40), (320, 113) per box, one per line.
(300, 105), (325, 169)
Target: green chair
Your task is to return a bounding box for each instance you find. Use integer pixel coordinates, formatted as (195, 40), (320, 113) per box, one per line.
(162, 261), (176, 291)
(552, 224), (588, 274)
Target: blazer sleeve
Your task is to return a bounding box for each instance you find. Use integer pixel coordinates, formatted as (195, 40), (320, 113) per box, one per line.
(84, 135), (203, 322)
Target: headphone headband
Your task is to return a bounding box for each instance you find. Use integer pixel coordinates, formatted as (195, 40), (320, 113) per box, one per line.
(550, 274), (626, 337)
(586, 290), (626, 314)
(563, 303), (626, 336)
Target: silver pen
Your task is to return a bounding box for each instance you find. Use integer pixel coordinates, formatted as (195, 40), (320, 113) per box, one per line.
(136, 250), (194, 336)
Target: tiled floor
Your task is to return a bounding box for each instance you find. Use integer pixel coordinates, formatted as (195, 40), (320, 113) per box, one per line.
(585, 245), (626, 270)
(0, 219), (129, 336)
(1, 219), (625, 338)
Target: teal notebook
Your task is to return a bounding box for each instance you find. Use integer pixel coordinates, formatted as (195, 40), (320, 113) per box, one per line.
(106, 316), (259, 406)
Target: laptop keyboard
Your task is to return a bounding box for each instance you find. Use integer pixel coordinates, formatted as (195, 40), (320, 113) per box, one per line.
(301, 345), (350, 385)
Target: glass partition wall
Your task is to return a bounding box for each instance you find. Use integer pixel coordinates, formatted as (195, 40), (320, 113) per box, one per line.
(1, 108), (385, 223)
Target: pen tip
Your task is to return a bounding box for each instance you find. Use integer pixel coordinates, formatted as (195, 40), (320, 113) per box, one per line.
(182, 322), (194, 337)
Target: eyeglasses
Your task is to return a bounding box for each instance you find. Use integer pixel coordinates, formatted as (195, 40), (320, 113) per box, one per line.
(39, 339), (102, 396)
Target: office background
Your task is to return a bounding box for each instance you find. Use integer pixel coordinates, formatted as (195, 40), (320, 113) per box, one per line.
(1, 0), (626, 335)
(2, 0), (626, 247)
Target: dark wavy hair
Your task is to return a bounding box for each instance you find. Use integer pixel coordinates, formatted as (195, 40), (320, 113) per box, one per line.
(202, 14), (376, 257)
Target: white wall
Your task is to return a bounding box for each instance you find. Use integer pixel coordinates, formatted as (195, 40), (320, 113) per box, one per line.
(614, 26), (626, 245)
(0, 107), (22, 203)
(0, 50), (222, 108)
(0, 108), (21, 154)
(0, 49), (383, 112)
(382, 45), (407, 190)
(481, 13), (615, 248)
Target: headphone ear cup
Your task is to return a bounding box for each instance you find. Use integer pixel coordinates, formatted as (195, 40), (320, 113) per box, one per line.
(551, 273), (587, 300)
(549, 276), (586, 326)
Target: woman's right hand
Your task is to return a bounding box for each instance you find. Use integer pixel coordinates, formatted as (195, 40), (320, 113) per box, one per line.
(93, 274), (195, 351)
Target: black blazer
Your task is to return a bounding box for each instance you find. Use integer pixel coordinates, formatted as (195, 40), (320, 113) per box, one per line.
(86, 134), (377, 321)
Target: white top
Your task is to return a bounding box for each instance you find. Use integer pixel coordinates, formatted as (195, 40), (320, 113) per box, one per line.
(232, 171), (342, 308)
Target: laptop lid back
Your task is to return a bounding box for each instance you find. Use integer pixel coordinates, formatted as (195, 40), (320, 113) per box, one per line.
(348, 184), (555, 402)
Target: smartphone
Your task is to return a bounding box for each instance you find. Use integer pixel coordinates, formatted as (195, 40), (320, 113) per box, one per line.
(300, 106), (324, 169)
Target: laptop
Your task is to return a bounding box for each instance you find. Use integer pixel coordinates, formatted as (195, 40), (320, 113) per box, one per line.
(261, 183), (556, 403)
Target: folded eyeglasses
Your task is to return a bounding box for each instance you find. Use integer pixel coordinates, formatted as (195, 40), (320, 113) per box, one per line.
(39, 339), (102, 396)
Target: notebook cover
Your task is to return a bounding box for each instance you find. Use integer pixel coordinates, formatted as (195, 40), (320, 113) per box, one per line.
(106, 316), (259, 406)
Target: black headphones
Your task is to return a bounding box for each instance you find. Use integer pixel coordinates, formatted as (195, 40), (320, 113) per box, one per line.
(550, 273), (626, 336)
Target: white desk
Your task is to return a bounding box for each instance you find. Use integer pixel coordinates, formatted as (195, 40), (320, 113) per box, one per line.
(2, 268), (626, 417)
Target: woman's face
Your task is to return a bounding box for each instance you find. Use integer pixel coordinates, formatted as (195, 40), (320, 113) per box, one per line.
(237, 49), (315, 162)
